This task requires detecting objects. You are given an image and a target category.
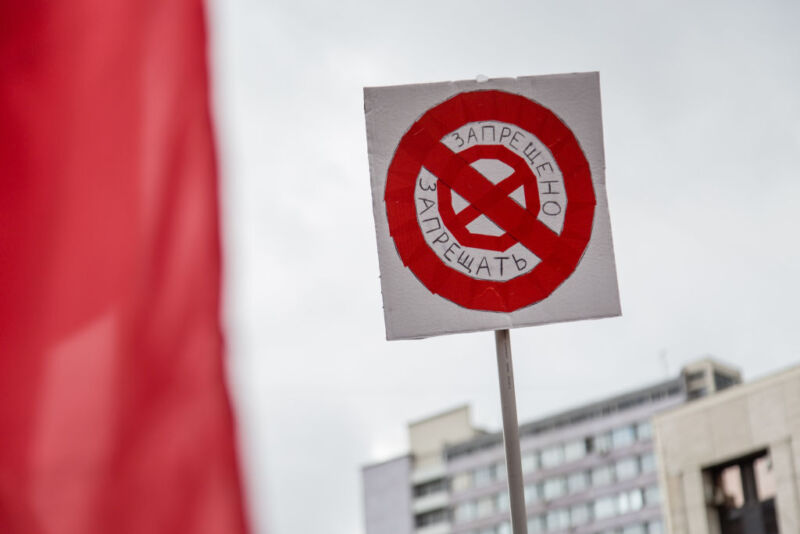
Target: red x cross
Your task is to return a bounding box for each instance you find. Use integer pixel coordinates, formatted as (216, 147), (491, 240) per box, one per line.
(436, 144), (543, 253)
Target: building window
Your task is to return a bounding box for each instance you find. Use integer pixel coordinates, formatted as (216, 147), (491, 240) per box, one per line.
(495, 491), (509, 512)
(527, 515), (545, 534)
(616, 488), (644, 514)
(494, 460), (506, 481)
(452, 472), (473, 492)
(615, 457), (639, 481)
(524, 483), (540, 504)
(686, 370), (705, 382)
(474, 465), (493, 487)
(595, 431), (613, 453)
(542, 476), (566, 500)
(496, 521), (511, 534)
(594, 495), (617, 519)
(628, 488), (644, 511)
(567, 471), (589, 494)
(541, 444), (565, 469)
(414, 477), (448, 497)
(521, 451), (538, 473)
(636, 420), (653, 440)
(640, 452), (656, 473)
(705, 451), (779, 534)
(415, 508), (449, 528)
(618, 491), (631, 514)
(714, 371), (737, 391)
(564, 438), (587, 462)
(570, 503), (591, 526)
(476, 496), (494, 518)
(688, 387), (707, 400)
(647, 519), (664, 534)
(623, 524), (646, 534)
(592, 464), (615, 487)
(612, 425), (636, 449)
(754, 455), (777, 501)
(545, 508), (569, 531)
(644, 485), (661, 506)
(454, 501), (476, 523)
(715, 464), (746, 508)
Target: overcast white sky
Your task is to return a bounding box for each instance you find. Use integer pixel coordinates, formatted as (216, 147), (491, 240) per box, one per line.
(206, 1), (800, 532)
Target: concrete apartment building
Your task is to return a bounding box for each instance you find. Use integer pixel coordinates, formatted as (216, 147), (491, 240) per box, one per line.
(362, 359), (741, 534)
(654, 363), (800, 534)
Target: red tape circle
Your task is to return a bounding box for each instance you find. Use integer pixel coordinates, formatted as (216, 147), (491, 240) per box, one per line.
(385, 90), (595, 312)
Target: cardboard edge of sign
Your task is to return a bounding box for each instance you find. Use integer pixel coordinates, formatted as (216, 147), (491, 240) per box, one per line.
(364, 71), (599, 96)
(385, 303), (622, 341)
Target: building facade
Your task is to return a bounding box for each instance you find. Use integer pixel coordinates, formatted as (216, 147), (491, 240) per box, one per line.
(653, 363), (800, 534)
(362, 359), (741, 534)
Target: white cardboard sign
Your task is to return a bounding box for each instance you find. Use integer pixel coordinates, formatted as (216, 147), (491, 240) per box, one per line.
(365, 73), (620, 340)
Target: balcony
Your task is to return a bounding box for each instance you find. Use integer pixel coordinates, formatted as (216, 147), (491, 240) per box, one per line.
(415, 521), (451, 534)
(413, 490), (450, 515)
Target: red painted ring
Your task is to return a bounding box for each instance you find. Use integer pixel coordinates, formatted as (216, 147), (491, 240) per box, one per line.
(385, 90), (595, 312)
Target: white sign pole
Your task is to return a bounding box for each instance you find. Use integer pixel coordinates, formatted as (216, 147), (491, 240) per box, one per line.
(495, 329), (528, 534)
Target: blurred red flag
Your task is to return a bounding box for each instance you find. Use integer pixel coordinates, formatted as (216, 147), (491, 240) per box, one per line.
(0, 2), (250, 533)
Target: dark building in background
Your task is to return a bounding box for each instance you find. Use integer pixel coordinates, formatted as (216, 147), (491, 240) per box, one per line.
(654, 363), (800, 534)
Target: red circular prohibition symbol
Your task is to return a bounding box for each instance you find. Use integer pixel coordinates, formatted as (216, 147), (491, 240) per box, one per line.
(385, 90), (596, 313)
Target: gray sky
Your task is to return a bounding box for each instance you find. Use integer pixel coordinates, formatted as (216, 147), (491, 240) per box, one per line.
(206, 1), (800, 532)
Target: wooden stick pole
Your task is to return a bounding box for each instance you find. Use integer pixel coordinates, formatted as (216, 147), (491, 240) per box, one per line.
(494, 329), (528, 534)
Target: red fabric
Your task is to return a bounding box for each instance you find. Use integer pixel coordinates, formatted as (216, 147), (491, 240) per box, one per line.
(0, 2), (250, 533)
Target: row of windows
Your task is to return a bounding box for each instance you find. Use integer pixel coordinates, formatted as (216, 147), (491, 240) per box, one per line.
(464, 519), (663, 534)
(526, 453), (657, 502)
(460, 508), (663, 534)
(523, 421), (653, 473)
(453, 491), (510, 523)
(595, 520), (664, 534)
(414, 507), (449, 528)
(454, 483), (660, 526)
(453, 422), (653, 492)
(466, 521), (512, 534)
(452, 453), (656, 523)
(527, 485), (661, 533)
(448, 385), (680, 462)
(413, 477), (448, 497)
(453, 461), (507, 491)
